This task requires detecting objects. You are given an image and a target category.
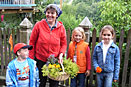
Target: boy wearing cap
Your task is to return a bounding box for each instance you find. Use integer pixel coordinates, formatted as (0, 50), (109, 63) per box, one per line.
(6, 43), (39, 87)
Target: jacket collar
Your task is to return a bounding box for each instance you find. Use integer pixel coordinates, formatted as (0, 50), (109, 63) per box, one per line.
(72, 40), (84, 45)
(97, 41), (116, 48)
(42, 19), (62, 29)
(46, 19), (57, 30)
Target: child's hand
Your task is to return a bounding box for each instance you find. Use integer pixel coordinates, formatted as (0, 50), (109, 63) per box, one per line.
(85, 70), (90, 76)
(113, 80), (117, 82)
(96, 67), (102, 73)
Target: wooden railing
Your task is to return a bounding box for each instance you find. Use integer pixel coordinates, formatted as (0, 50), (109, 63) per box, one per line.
(0, 0), (35, 6)
(0, 0), (36, 14)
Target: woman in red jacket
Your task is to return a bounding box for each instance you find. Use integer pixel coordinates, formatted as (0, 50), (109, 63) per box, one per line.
(29, 4), (67, 87)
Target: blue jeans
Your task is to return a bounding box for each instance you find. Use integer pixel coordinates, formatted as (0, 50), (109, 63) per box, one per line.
(71, 73), (86, 87)
(96, 72), (113, 87)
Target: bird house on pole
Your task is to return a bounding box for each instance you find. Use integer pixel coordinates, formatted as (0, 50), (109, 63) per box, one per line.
(79, 16), (93, 42)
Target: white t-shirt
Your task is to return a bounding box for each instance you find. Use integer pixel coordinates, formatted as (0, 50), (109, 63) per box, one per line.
(102, 40), (113, 64)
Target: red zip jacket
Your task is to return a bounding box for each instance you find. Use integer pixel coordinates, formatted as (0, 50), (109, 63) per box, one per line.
(29, 19), (67, 62)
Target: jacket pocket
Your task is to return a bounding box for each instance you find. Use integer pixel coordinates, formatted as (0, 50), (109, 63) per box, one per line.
(96, 49), (103, 59)
(108, 48), (116, 54)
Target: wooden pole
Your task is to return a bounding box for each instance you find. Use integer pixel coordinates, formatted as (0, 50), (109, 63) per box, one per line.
(60, 0), (62, 10)
(121, 29), (131, 87)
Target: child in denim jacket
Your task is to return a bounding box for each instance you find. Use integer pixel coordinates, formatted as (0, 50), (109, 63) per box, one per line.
(6, 43), (39, 87)
(93, 25), (120, 87)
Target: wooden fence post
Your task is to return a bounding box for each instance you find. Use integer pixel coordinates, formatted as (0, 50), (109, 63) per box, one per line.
(89, 28), (96, 87)
(118, 29), (124, 62)
(67, 29), (71, 51)
(12, 29), (16, 59)
(122, 29), (131, 87)
(3, 28), (8, 69)
(118, 29), (124, 84)
(8, 28), (11, 62)
(129, 68), (131, 87)
(19, 17), (33, 44)
(0, 28), (4, 75)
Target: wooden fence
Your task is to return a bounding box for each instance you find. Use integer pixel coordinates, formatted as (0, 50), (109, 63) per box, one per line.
(0, 27), (131, 87)
(0, 28), (20, 75)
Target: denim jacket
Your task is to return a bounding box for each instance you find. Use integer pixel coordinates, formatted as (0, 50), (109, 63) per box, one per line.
(6, 57), (39, 87)
(93, 42), (120, 80)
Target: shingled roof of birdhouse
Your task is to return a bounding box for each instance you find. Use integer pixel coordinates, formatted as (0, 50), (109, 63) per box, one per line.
(79, 16), (93, 28)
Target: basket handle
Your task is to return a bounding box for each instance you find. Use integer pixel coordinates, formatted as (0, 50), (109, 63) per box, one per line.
(60, 63), (65, 72)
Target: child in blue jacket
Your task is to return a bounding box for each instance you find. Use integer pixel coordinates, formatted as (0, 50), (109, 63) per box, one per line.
(93, 25), (120, 87)
(6, 43), (39, 87)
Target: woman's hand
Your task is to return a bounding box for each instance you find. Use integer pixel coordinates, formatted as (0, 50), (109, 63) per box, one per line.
(58, 53), (63, 64)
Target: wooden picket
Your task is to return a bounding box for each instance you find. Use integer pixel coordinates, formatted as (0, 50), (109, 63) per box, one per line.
(118, 29), (124, 61)
(121, 29), (131, 87)
(67, 29), (71, 51)
(129, 68), (131, 87)
(0, 28), (4, 75)
(118, 29), (124, 85)
(89, 28), (96, 87)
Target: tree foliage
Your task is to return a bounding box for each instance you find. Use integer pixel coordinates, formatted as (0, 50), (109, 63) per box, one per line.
(0, 14), (23, 29)
(73, 0), (102, 5)
(58, 4), (83, 31)
(75, 2), (100, 29)
(72, 0), (130, 35)
(97, 0), (131, 35)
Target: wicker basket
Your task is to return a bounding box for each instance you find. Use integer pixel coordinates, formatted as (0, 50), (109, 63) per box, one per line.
(48, 72), (69, 81)
(48, 63), (70, 81)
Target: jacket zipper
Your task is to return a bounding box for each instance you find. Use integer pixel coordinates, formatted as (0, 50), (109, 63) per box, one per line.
(48, 30), (52, 54)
